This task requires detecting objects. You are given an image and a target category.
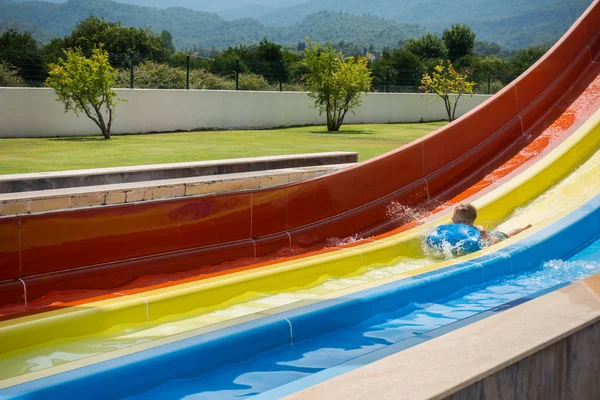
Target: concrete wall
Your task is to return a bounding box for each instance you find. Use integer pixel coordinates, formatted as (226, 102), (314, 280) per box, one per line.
(0, 88), (490, 138)
(445, 320), (600, 400)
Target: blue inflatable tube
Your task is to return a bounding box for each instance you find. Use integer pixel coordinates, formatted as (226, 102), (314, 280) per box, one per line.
(426, 224), (482, 256)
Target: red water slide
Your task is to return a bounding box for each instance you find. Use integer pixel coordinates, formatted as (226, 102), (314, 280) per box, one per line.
(1, 0), (599, 311)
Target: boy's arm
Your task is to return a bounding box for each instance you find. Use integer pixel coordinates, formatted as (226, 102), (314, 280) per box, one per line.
(507, 224), (533, 237)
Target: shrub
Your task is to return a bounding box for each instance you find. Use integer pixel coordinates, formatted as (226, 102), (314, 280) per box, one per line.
(0, 62), (26, 87)
(237, 73), (274, 91)
(115, 61), (186, 89)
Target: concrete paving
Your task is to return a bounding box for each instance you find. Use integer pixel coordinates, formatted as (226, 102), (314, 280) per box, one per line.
(0, 152), (358, 193)
(0, 164), (352, 216)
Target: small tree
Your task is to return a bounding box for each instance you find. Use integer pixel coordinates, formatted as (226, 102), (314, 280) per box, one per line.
(420, 61), (475, 122)
(45, 47), (121, 139)
(303, 40), (372, 132)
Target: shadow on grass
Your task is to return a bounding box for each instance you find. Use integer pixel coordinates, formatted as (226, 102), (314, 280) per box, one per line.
(309, 129), (377, 135)
(50, 137), (110, 142)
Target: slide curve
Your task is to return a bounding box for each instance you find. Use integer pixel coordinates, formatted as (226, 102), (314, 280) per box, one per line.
(1, 0), (600, 313)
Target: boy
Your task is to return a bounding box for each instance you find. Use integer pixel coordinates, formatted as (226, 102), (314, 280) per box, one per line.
(452, 203), (532, 245)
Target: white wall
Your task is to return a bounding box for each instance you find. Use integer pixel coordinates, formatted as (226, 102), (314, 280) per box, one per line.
(0, 88), (490, 138)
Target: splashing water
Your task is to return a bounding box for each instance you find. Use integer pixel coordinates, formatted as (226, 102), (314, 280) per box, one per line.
(326, 234), (365, 247)
(385, 201), (427, 222)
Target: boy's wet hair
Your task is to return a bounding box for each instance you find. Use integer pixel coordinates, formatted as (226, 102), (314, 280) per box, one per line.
(454, 204), (477, 224)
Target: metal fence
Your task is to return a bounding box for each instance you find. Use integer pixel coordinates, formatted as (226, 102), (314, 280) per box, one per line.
(1, 50), (519, 94)
(372, 68), (520, 95)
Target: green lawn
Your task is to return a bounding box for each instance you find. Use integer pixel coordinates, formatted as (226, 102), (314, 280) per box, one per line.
(0, 122), (446, 175)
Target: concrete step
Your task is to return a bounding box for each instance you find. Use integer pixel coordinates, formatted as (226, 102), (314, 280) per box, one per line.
(0, 164), (354, 216)
(0, 152), (358, 193)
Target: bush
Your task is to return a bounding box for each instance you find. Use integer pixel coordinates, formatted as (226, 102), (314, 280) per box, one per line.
(189, 69), (235, 90)
(114, 61), (277, 91)
(474, 79), (504, 94)
(0, 62), (26, 87)
(237, 73), (274, 91)
(115, 61), (186, 89)
(282, 83), (306, 92)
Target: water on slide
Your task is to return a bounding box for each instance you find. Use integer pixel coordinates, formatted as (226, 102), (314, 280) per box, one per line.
(1, 147), (599, 381)
(123, 240), (600, 400)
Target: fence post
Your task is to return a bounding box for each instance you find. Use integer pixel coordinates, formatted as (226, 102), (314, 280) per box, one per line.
(129, 51), (134, 89)
(488, 72), (491, 94)
(186, 54), (190, 90)
(235, 59), (239, 91)
(385, 67), (390, 93)
(279, 60), (284, 92)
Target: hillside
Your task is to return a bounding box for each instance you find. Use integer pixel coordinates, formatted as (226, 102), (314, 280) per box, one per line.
(7, 0), (306, 12)
(0, 0), (425, 48)
(0, 19), (54, 43)
(0, 0), (593, 49)
(256, 0), (592, 48)
(258, 0), (555, 27)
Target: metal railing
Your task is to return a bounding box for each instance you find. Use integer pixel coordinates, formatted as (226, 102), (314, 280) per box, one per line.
(0, 50), (519, 94)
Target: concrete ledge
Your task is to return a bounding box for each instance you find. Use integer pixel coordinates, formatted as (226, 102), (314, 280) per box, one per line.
(284, 274), (600, 400)
(0, 165), (351, 216)
(0, 152), (358, 193)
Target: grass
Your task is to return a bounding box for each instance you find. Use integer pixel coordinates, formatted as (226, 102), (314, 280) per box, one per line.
(0, 122), (446, 175)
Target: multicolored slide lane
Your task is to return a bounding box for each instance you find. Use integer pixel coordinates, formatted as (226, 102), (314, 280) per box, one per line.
(4, 189), (600, 399)
(2, 0), (600, 314)
(1, 96), (600, 385)
(1, 110), (600, 396)
(2, 7), (600, 319)
(1, 0), (600, 397)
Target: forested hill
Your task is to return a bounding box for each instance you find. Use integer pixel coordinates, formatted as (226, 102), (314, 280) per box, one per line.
(0, 0), (424, 48)
(257, 0), (592, 48)
(0, 0), (593, 49)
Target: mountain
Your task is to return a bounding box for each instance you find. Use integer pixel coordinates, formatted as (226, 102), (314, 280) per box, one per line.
(0, 0), (592, 49)
(0, 0), (425, 48)
(279, 11), (423, 47)
(0, 19), (54, 43)
(217, 4), (277, 21)
(256, 0), (592, 48)
(257, 0), (560, 27)
(7, 0), (306, 12)
(468, 1), (589, 49)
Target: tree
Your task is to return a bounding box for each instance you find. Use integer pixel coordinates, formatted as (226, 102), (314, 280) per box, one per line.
(45, 47), (122, 139)
(442, 24), (476, 62)
(370, 48), (424, 92)
(160, 30), (176, 54)
(52, 17), (172, 68)
(474, 40), (502, 57)
(303, 39), (372, 132)
(404, 33), (448, 61)
(420, 61), (475, 122)
(0, 29), (45, 84)
(255, 38), (285, 83)
(511, 46), (548, 76)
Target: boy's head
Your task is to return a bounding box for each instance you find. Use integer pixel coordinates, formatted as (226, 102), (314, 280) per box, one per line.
(452, 203), (477, 225)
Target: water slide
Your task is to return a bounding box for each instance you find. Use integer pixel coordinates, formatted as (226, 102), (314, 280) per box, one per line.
(1, 0), (600, 397)
(1, 0), (600, 316)
(1, 107), (600, 397)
